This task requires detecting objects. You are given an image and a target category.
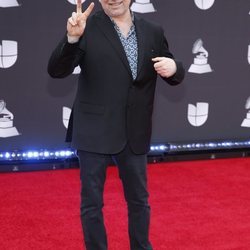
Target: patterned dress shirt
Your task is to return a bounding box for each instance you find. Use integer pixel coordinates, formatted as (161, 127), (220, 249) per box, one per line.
(111, 16), (138, 80)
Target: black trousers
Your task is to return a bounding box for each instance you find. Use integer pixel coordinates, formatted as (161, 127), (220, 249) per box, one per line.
(77, 145), (153, 250)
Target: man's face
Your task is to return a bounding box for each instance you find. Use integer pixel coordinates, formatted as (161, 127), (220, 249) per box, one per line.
(100, 0), (131, 18)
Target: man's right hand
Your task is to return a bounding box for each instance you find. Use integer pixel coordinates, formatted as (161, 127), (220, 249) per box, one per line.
(67, 0), (94, 38)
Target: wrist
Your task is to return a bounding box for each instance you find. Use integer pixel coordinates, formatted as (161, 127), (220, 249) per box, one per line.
(67, 34), (80, 44)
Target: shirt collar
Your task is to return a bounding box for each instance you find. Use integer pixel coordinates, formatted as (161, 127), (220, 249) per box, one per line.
(109, 11), (135, 25)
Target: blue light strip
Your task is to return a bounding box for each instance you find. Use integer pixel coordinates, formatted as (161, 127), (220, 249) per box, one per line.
(1, 140), (250, 163)
(0, 150), (76, 162)
(150, 145), (168, 152)
(168, 140), (250, 152)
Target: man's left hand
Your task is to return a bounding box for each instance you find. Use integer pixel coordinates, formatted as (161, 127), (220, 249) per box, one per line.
(152, 57), (177, 78)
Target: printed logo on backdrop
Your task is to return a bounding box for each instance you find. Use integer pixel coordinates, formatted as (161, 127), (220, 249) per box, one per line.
(131, 0), (156, 13)
(248, 45), (250, 65)
(0, 100), (20, 138)
(241, 97), (250, 128)
(63, 107), (71, 128)
(0, 40), (18, 68)
(188, 39), (212, 74)
(187, 102), (209, 127)
(66, 0), (157, 14)
(194, 0), (215, 10)
(67, 0), (85, 4)
(0, 0), (20, 7)
(73, 65), (81, 74)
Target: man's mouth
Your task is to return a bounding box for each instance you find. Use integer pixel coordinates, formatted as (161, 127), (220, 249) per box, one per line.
(109, 1), (122, 7)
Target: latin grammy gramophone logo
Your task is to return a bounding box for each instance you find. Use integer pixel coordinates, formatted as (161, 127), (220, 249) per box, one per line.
(0, 40), (18, 68)
(0, 0), (20, 7)
(248, 45), (250, 65)
(194, 0), (215, 10)
(131, 0), (156, 14)
(73, 65), (81, 74)
(63, 107), (71, 128)
(188, 39), (212, 74)
(0, 100), (20, 138)
(67, 0), (85, 4)
(187, 102), (209, 127)
(241, 97), (250, 128)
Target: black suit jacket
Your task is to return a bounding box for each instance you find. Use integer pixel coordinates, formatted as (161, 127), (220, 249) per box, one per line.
(48, 10), (185, 154)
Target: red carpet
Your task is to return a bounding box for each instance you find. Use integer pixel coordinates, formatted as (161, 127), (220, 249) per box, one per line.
(1, 158), (250, 249)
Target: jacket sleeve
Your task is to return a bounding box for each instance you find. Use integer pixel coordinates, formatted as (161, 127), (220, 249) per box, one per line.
(47, 35), (84, 78)
(160, 32), (185, 85)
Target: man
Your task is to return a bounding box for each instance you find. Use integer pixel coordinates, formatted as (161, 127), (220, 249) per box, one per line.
(48, 0), (185, 249)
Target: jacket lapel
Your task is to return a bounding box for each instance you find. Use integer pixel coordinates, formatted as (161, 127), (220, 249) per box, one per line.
(134, 16), (146, 80)
(94, 11), (133, 79)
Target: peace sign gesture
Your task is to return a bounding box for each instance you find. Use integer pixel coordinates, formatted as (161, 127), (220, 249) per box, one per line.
(67, 0), (95, 37)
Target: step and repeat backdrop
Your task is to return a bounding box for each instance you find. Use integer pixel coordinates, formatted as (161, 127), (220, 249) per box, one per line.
(0, 0), (249, 151)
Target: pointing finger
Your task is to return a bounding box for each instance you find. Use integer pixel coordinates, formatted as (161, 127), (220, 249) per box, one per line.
(76, 0), (82, 14)
(83, 2), (95, 18)
(152, 57), (164, 62)
(153, 60), (164, 68)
